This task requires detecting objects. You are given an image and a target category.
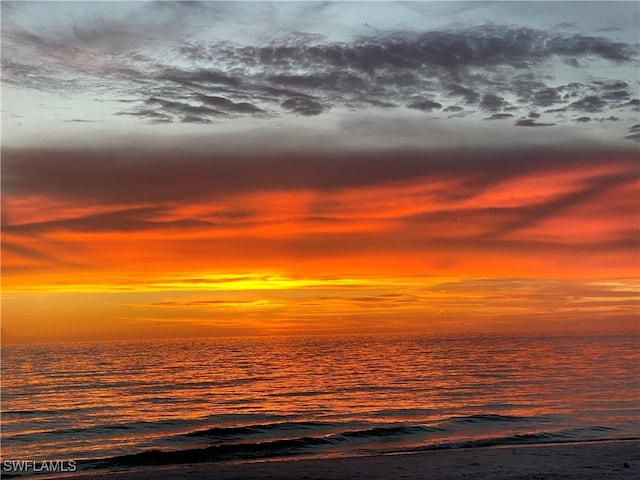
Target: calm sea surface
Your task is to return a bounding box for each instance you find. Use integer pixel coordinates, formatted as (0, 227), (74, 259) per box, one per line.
(2, 333), (639, 473)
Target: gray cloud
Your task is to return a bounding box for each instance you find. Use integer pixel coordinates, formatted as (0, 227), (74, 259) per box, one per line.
(545, 34), (635, 62)
(625, 123), (640, 142)
(407, 100), (442, 112)
(117, 109), (174, 123)
(158, 68), (242, 88)
(515, 119), (556, 127)
(3, 145), (637, 207)
(197, 94), (264, 114)
(533, 88), (562, 107)
(446, 84), (480, 104)
(623, 99), (640, 111)
(144, 97), (227, 117)
(2, 21), (638, 136)
(480, 94), (510, 112)
(181, 115), (213, 124)
(281, 97), (326, 116)
(485, 113), (514, 120)
(569, 95), (608, 113)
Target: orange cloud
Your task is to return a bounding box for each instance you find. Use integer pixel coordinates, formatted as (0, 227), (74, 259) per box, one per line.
(2, 146), (638, 341)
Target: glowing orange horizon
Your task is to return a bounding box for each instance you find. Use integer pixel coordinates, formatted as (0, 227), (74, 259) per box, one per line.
(2, 150), (638, 343)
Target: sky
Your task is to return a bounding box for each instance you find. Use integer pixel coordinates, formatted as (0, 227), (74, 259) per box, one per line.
(1, 1), (639, 343)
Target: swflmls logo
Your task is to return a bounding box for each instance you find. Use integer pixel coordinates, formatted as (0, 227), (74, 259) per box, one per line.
(2, 460), (77, 473)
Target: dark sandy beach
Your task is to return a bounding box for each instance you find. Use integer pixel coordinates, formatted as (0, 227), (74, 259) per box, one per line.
(41, 440), (639, 480)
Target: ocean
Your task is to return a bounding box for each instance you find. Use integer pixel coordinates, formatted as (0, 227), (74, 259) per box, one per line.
(2, 332), (638, 475)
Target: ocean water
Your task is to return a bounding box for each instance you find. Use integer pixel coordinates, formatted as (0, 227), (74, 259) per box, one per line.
(2, 332), (638, 474)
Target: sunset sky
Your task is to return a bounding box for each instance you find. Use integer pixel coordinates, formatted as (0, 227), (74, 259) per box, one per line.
(2, 1), (638, 343)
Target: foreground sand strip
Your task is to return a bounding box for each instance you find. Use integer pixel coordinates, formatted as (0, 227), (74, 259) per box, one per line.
(42, 440), (639, 480)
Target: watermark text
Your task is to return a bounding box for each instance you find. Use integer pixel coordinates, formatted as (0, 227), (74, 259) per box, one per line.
(2, 460), (77, 474)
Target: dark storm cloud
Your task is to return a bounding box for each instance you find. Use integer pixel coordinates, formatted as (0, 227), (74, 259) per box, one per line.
(234, 26), (635, 71)
(3, 23), (637, 129)
(544, 106), (568, 114)
(267, 72), (366, 91)
(181, 115), (213, 124)
(446, 84), (480, 104)
(407, 100), (442, 112)
(479, 94), (509, 112)
(569, 95), (608, 113)
(3, 146), (637, 207)
(196, 94), (264, 114)
(158, 68), (242, 88)
(485, 113), (514, 120)
(545, 34), (635, 62)
(600, 81), (629, 90)
(575, 116), (592, 123)
(117, 95), (264, 123)
(602, 89), (630, 101)
(515, 119), (556, 127)
(532, 88), (562, 107)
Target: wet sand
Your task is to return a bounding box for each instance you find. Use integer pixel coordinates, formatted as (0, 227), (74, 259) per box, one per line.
(45, 440), (639, 480)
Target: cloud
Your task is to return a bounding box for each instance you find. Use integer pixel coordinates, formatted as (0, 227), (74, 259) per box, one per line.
(181, 115), (213, 124)
(3, 207), (213, 235)
(280, 97), (326, 116)
(144, 97), (227, 117)
(532, 88), (562, 107)
(117, 109), (174, 123)
(484, 171), (636, 237)
(479, 94), (510, 112)
(197, 94), (264, 114)
(625, 123), (640, 142)
(2, 144), (639, 258)
(545, 34), (635, 62)
(485, 113), (514, 120)
(2, 21), (637, 135)
(2, 240), (64, 264)
(569, 95), (608, 112)
(515, 119), (556, 127)
(407, 100), (442, 112)
(3, 144), (636, 292)
(3, 145), (637, 209)
(446, 84), (480, 104)
(622, 99), (640, 111)
(158, 68), (242, 88)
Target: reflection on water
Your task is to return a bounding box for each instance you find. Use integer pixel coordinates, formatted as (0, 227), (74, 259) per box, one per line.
(2, 332), (638, 465)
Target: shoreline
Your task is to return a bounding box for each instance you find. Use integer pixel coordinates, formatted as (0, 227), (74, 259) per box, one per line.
(33, 439), (639, 480)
